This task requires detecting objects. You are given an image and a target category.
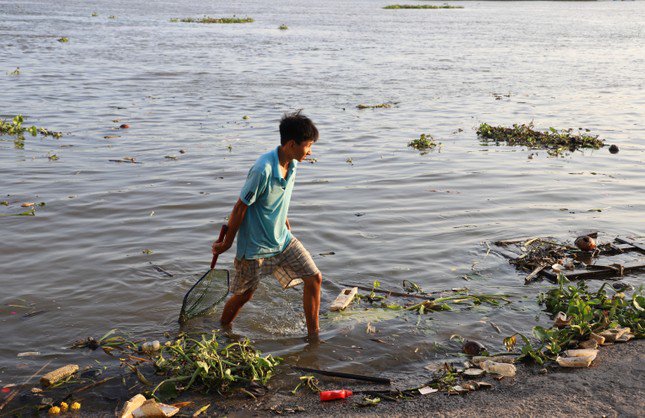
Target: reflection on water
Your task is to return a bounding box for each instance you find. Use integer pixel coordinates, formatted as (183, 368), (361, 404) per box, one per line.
(1, 0), (644, 409)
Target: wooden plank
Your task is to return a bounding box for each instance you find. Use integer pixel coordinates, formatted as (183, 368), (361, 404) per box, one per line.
(616, 237), (645, 254)
(330, 287), (358, 311)
(490, 245), (521, 261)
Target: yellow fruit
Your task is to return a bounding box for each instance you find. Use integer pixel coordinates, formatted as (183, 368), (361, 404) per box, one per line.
(48, 406), (61, 415)
(60, 402), (69, 412)
(71, 401), (81, 411)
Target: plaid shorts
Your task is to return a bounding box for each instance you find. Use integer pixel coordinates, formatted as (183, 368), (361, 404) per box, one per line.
(231, 237), (319, 295)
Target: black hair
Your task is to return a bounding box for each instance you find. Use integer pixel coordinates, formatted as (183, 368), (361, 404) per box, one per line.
(279, 110), (319, 145)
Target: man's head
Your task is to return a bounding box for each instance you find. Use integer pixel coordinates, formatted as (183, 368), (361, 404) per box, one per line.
(279, 111), (318, 162)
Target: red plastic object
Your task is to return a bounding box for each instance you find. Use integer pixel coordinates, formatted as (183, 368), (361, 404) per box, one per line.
(319, 389), (353, 401)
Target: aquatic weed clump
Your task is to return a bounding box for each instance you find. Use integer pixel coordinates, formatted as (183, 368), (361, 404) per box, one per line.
(477, 122), (604, 156)
(170, 16), (254, 24)
(503, 275), (643, 364)
(152, 333), (280, 398)
(408, 133), (439, 153)
(383, 5), (464, 9)
(1, 114), (62, 149)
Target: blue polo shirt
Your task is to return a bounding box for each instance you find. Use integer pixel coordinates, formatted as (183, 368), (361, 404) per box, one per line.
(236, 147), (297, 260)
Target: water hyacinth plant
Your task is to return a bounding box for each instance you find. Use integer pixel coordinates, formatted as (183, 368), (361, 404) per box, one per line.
(503, 274), (643, 364)
(477, 122), (604, 156)
(1, 114), (62, 149)
(408, 133), (439, 153)
(152, 333), (280, 398)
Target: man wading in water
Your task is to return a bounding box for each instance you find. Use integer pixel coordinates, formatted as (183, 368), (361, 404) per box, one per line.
(212, 111), (322, 337)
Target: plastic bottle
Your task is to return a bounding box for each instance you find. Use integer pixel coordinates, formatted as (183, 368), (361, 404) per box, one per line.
(319, 389), (353, 401)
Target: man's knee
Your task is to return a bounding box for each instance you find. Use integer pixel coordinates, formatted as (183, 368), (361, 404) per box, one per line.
(304, 272), (322, 288)
(240, 288), (255, 302)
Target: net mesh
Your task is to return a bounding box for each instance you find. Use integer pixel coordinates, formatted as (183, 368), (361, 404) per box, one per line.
(179, 268), (229, 324)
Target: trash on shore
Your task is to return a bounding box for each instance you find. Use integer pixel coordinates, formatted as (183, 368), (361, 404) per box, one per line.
(502, 274), (643, 367)
(319, 389), (352, 401)
(480, 360), (516, 377)
(40, 364), (79, 387)
(119, 394), (146, 418)
(477, 122), (604, 156)
(132, 399), (179, 418)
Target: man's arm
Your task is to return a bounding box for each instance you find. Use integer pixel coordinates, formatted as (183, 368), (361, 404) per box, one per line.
(285, 217), (291, 231)
(212, 198), (248, 255)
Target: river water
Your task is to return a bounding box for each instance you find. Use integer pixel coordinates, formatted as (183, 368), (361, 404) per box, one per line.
(1, 0), (643, 411)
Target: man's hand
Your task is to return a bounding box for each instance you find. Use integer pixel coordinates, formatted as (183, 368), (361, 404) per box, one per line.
(212, 240), (232, 255)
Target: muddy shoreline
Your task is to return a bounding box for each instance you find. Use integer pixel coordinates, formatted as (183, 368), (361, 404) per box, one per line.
(220, 340), (644, 418)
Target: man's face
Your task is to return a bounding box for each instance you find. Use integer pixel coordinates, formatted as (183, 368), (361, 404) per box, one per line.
(290, 139), (315, 162)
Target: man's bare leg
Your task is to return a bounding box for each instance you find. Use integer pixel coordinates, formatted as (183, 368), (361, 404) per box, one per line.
(220, 289), (254, 329)
(303, 272), (322, 336)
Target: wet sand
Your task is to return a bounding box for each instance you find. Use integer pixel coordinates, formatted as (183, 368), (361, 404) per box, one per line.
(222, 340), (644, 417)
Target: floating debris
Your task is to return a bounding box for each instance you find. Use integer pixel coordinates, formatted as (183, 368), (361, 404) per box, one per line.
(383, 5), (464, 9)
(40, 364), (79, 387)
(279, 24), (288, 30)
(356, 103), (392, 109)
(408, 133), (439, 153)
(170, 16), (254, 24)
(57, 37), (69, 43)
(477, 122), (604, 156)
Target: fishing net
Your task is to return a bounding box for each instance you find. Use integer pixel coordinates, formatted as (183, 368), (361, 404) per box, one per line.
(179, 267), (229, 324)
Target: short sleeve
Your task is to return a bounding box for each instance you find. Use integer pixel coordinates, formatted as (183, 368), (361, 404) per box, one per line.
(239, 166), (269, 205)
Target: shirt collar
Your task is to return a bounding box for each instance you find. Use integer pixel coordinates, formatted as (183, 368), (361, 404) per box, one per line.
(272, 146), (297, 180)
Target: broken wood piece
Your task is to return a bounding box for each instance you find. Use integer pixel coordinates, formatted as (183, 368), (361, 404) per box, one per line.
(615, 237), (645, 254)
(119, 394), (147, 418)
(524, 264), (547, 284)
(40, 364), (79, 387)
(330, 287), (358, 311)
(292, 366), (391, 385)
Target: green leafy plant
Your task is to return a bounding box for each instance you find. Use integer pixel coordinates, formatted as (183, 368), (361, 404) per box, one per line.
(504, 274), (643, 364)
(408, 133), (439, 153)
(291, 375), (321, 394)
(279, 24), (288, 30)
(477, 122), (604, 156)
(152, 333), (280, 398)
(57, 37), (69, 43)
